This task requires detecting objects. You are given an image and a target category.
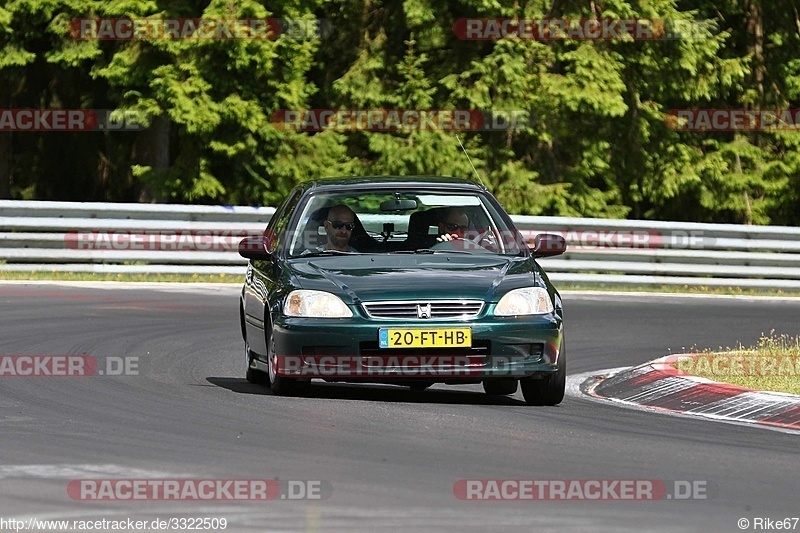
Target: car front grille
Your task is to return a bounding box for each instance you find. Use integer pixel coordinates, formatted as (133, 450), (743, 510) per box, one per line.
(362, 300), (484, 320)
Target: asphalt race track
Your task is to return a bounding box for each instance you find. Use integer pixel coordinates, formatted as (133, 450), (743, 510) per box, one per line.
(1, 282), (799, 532)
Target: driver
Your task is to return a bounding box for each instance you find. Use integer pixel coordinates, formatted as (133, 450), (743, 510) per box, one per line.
(321, 204), (359, 252)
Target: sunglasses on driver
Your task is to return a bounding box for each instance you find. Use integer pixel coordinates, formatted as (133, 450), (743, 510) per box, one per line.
(443, 223), (469, 232)
(327, 220), (356, 231)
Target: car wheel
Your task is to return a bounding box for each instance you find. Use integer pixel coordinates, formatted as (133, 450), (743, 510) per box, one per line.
(482, 378), (518, 396)
(245, 341), (268, 385)
(520, 341), (566, 406)
(267, 335), (309, 396)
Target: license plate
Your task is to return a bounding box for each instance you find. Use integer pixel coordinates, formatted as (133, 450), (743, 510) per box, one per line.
(378, 328), (472, 349)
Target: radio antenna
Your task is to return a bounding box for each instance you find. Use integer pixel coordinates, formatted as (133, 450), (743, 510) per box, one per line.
(456, 134), (485, 188)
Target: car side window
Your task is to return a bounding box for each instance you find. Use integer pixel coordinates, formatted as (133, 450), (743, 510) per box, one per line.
(264, 189), (302, 253)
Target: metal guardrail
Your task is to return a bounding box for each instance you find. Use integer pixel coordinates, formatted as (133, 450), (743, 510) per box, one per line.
(0, 200), (271, 276)
(2, 200), (800, 288)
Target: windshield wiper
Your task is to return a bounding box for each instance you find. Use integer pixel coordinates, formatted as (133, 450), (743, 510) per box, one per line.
(430, 249), (473, 254)
(389, 249), (434, 254)
(295, 250), (356, 258)
(388, 249), (472, 255)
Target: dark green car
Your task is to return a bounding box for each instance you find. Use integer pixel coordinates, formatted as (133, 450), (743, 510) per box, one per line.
(239, 177), (567, 405)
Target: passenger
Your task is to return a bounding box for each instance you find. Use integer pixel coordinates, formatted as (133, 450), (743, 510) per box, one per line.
(436, 207), (470, 243)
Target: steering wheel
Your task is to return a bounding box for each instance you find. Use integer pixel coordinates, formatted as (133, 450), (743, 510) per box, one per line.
(473, 228), (499, 252)
(430, 235), (490, 252)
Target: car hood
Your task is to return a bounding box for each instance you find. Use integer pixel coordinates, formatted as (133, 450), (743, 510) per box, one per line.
(286, 254), (541, 303)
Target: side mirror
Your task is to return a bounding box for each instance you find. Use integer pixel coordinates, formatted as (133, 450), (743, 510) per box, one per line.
(532, 233), (566, 258)
(239, 236), (273, 261)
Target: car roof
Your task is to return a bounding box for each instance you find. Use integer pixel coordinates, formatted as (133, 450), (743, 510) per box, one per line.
(301, 176), (487, 193)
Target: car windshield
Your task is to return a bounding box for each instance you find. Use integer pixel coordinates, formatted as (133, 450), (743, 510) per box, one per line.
(286, 189), (527, 257)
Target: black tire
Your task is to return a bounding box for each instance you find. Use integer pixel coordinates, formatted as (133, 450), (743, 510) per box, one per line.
(267, 336), (309, 396)
(239, 303), (247, 341)
(482, 378), (518, 396)
(409, 381), (433, 392)
(245, 341), (269, 385)
(520, 341), (566, 406)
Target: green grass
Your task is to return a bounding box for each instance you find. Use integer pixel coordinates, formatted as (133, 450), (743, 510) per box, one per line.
(0, 271), (241, 283)
(670, 332), (800, 395)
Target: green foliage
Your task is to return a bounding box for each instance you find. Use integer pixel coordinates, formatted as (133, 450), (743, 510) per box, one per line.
(0, 0), (798, 226)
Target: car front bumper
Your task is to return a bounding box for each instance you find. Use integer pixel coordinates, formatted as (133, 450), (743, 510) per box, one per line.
(265, 312), (563, 382)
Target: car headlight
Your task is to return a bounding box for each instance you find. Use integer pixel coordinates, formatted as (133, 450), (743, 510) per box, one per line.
(494, 287), (554, 316)
(284, 290), (353, 318)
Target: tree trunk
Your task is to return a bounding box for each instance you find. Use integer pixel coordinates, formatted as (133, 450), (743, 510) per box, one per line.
(746, 0), (765, 105)
(0, 77), (11, 198)
(135, 115), (170, 203)
(0, 134), (10, 198)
